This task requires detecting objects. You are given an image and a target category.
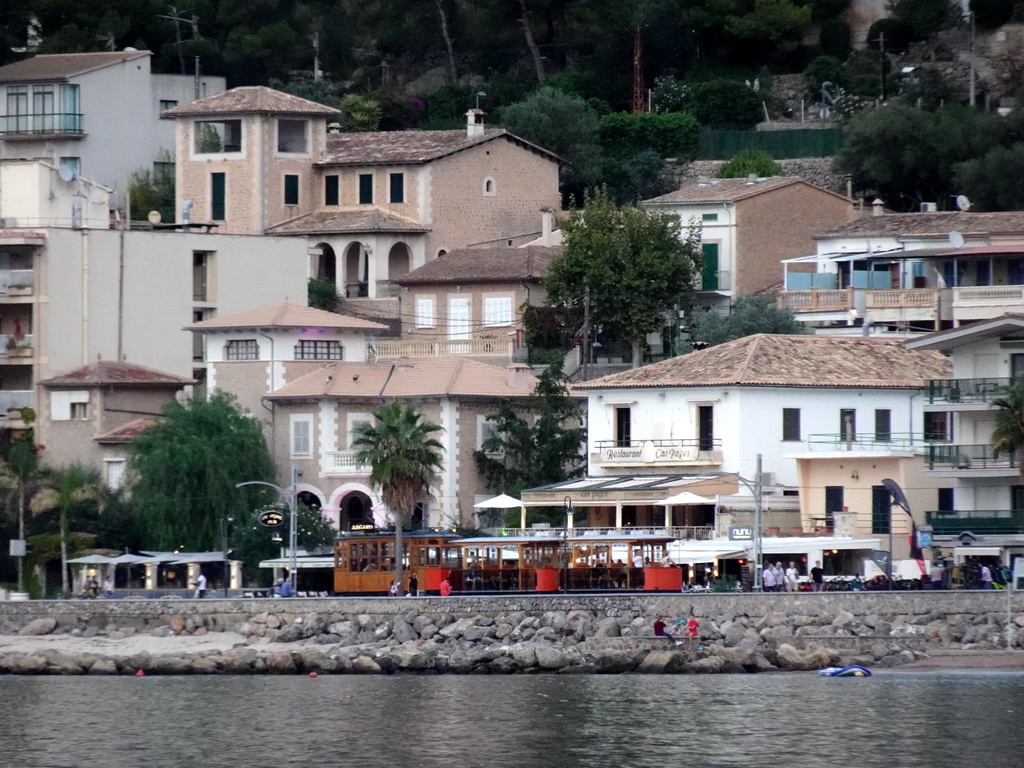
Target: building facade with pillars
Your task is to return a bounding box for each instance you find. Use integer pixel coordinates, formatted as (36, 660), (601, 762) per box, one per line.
(542, 334), (951, 545)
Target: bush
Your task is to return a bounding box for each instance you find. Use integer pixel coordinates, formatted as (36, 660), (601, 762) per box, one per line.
(819, 20), (853, 58)
(970, 0), (1014, 28)
(715, 149), (782, 178)
(597, 111), (700, 162)
(603, 150), (676, 204)
(804, 55), (847, 96)
(653, 76), (763, 127)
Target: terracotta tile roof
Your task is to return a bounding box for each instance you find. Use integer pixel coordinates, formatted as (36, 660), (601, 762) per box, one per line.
(265, 358), (538, 400)
(818, 212), (1024, 239)
(320, 129), (560, 167)
(267, 208), (429, 236)
(95, 418), (155, 444)
(644, 177), (837, 205)
(39, 361), (193, 388)
(185, 301), (387, 331)
(575, 334), (951, 390)
(397, 246), (562, 285)
(163, 86), (340, 117)
(0, 51), (150, 83)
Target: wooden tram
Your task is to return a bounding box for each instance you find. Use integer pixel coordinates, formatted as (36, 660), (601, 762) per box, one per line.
(332, 529), (684, 595)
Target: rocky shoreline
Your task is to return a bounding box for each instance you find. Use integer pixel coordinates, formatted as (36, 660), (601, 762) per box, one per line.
(4, 598), (1024, 676)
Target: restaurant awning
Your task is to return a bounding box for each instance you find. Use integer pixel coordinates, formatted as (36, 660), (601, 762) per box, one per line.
(521, 474), (739, 506)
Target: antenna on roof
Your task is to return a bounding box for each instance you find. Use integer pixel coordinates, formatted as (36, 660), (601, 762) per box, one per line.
(955, 194), (972, 211)
(948, 230), (965, 249)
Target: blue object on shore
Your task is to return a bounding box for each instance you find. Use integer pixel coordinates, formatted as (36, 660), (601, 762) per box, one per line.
(819, 665), (872, 677)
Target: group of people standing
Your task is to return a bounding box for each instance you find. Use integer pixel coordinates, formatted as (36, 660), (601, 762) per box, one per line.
(760, 560), (826, 592)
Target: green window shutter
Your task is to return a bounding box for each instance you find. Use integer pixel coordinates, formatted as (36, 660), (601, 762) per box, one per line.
(701, 243), (719, 290)
(210, 172), (225, 221)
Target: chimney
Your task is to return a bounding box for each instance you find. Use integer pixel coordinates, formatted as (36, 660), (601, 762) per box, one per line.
(507, 363), (530, 389)
(465, 109), (485, 138)
(541, 208), (554, 243)
(871, 198), (885, 216)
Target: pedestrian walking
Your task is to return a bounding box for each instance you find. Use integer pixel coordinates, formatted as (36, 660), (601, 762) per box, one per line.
(407, 573), (419, 597)
(811, 561), (824, 592)
(193, 572), (207, 599)
(785, 561), (799, 592)
(762, 563), (777, 592)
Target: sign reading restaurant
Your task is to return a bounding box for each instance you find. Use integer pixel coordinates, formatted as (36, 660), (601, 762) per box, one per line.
(600, 441), (702, 466)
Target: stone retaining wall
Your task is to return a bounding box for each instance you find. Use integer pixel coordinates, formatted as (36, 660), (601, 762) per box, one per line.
(2, 593), (1020, 676)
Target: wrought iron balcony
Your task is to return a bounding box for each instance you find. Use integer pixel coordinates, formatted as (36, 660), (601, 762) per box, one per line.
(805, 432), (923, 451)
(0, 112), (84, 136)
(925, 509), (1024, 535)
(924, 377), (1010, 405)
(925, 443), (1019, 471)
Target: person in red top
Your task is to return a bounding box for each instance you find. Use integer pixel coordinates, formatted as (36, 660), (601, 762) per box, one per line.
(684, 615), (700, 651)
(440, 575), (452, 596)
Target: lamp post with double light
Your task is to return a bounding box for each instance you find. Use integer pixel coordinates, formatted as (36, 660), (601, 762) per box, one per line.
(221, 512), (235, 597)
(562, 496), (574, 591)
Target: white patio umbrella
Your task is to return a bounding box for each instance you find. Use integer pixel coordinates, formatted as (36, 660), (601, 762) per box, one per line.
(67, 554), (117, 564)
(474, 494), (526, 528)
(660, 491), (716, 506)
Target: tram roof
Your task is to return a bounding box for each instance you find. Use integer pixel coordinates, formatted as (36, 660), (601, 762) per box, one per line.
(456, 531), (676, 545)
(332, 530), (461, 541)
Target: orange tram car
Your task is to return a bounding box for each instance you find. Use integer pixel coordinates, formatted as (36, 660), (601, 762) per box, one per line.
(332, 529), (685, 595)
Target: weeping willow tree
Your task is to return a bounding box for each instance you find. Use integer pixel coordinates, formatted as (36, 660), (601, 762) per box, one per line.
(127, 391), (274, 551)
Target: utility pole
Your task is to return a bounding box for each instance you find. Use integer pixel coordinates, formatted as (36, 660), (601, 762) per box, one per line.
(754, 454), (763, 591)
(878, 32), (886, 101)
(581, 287), (591, 380)
(968, 12), (976, 108)
(632, 24), (645, 114)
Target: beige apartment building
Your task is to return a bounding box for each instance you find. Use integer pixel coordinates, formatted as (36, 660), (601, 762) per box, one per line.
(167, 87), (562, 317)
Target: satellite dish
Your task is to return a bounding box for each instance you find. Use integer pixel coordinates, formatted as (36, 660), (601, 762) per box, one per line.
(147, 210), (162, 225)
(58, 165), (74, 183)
(948, 230), (965, 249)
(956, 194), (972, 211)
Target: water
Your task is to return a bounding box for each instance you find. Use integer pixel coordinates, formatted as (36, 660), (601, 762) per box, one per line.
(2, 671), (1022, 768)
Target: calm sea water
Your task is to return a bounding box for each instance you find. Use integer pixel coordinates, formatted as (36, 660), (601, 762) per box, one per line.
(1, 671), (1022, 768)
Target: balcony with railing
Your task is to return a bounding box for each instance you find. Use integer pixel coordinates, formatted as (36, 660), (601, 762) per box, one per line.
(0, 334), (34, 359)
(804, 432), (924, 452)
(953, 285), (1024, 321)
(591, 438), (723, 467)
(779, 287), (946, 315)
(0, 390), (33, 414)
(924, 377), (1009, 405)
(925, 509), (1024, 535)
(371, 338), (515, 358)
(325, 450), (370, 475)
(779, 287), (853, 312)
(0, 270), (34, 295)
(0, 112), (84, 137)
(925, 443), (1019, 472)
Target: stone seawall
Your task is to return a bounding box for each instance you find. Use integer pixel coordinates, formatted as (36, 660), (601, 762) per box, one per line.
(1, 593), (1021, 676)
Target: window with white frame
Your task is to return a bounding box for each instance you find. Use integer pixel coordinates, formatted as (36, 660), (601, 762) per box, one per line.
(477, 414), (504, 456)
(50, 390), (89, 421)
(415, 297), (435, 328)
(290, 414), (313, 457)
(225, 339), (259, 360)
(105, 459), (126, 490)
(483, 296), (513, 326)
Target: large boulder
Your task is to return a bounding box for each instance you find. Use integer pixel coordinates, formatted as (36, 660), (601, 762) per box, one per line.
(391, 616), (418, 644)
(1, 653), (47, 674)
(775, 643), (831, 671)
(265, 651), (297, 674)
(87, 658), (119, 675)
(18, 617), (57, 636)
(685, 656), (726, 674)
(274, 622), (308, 643)
(150, 655), (194, 675)
(594, 618), (621, 638)
(351, 655), (382, 674)
(636, 650), (675, 674)
(533, 645), (568, 670)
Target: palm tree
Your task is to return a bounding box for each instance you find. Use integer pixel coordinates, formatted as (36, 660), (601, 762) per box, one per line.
(0, 436), (43, 593)
(353, 401), (445, 594)
(992, 377), (1024, 480)
(30, 463), (106, 596)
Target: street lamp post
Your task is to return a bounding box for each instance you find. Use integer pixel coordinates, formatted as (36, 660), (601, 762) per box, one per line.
(221, 512), (234, 598)
(236, 466), (300, 589)
(563, 496), (574, 592)
(704, 456), (763, 590)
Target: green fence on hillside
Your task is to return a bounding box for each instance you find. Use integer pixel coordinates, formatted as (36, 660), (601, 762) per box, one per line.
(696, 128), (842, 160)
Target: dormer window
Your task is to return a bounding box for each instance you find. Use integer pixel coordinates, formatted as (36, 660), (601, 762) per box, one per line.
(295, 340), (343, 360)
(277, 119), (308, 153)
(195, 119), (242, 153)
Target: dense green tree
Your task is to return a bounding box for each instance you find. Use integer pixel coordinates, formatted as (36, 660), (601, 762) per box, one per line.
(837, 104), (1003, 211)
(546, 188), (702, 366)
(474, 360), (585, 519)
(127, 159), (175, 223)
(128, 391), (274, 552)
(956, 144), (1024, 212)
(308, 277), (344, 313)
(30, 463), (106, 596)
(603, 150), (676, 205)
(715, 149), (781, 178)
(0, 431), (43, 592)
(688, 292), (805, 348)
(231, 502), (335, 584)
(501, 87), (603, 198)
(339, 94), (383, 131)
(353, 401), (445, 592)
(991, 377), (1024, 480)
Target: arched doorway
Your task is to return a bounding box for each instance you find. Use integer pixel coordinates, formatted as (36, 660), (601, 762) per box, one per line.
(344, 242), (368, 297)
(340, 491), (374, 530)
(313, 242), (336, 284)
(388, 243), (410, 283)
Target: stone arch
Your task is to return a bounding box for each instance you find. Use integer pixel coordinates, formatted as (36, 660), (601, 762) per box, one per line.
(312, 242), (336, 284)
(329, 482), (380, 530)
(344, 242), (367, 297)
(388, 242), (410, 282)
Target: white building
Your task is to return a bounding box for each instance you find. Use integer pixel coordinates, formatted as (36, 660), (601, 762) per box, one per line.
(905, 314), (1024, 567)
(0, 50), (224, 206)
